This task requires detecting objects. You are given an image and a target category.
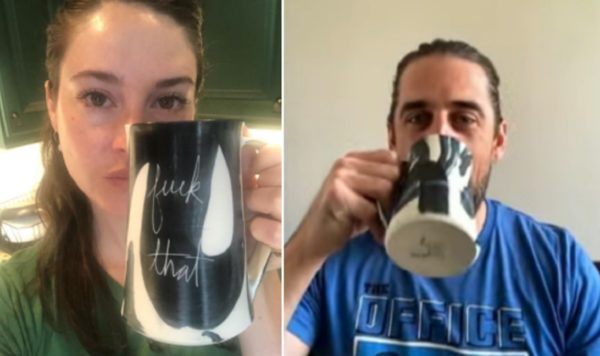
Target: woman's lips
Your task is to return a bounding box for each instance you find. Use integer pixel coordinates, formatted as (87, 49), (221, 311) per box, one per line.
(105, 170), (129, 183)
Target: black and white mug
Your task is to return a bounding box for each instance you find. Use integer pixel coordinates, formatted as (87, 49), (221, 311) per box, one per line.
(381, 134), (479, 277)
(122, 120), (272, 345)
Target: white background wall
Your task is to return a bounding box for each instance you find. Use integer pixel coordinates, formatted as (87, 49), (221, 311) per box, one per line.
(0, 143), (43, 205)
(284, 0), (600, 259)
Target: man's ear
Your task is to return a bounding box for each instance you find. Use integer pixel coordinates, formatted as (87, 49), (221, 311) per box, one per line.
(492, 119), (508, 161)
(387, 121), (396, 150)
(45, 80), (58, 131)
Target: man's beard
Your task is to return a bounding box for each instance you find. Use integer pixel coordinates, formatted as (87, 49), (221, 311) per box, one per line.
(471, 165), (492, 213)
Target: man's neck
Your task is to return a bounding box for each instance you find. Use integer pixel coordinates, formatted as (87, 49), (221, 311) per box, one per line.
(475, 199), (488, 236)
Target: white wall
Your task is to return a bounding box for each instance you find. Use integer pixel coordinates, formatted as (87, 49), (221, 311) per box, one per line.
(0, 143), (43, 205)
(284, 0), (600, 258)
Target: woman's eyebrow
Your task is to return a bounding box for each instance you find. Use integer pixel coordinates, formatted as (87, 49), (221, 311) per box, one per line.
(70, 70), (121, 84)
(69, 72), (194, 89)
(155, 76), (194, 88)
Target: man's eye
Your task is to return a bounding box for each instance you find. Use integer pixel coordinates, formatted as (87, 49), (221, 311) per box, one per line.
(452, 113), (477, 126)
(155, 95), (187, 110)
(405, 112), (431, 125)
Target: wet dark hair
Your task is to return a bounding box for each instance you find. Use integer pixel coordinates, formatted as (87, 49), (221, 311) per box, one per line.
(386, 39), (503, 130)
(45, 0), (204, 99)
(36, 0), (204, 354)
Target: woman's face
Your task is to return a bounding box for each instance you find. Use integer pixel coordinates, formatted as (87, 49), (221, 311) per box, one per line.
(46, 2), (197, 217)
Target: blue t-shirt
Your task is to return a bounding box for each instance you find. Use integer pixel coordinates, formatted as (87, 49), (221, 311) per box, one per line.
(288, 199), (600, 355)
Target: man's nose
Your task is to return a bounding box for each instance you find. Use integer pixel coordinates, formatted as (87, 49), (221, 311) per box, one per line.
(425, 111), (458, 138)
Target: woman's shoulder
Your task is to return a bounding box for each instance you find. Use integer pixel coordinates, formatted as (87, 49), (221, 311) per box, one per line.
(0, 244), (48, 354)
(0, 244), (39, 287)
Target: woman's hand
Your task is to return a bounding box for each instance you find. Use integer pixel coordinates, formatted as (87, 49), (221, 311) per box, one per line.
(242, 134), (282, 270)
(239, 133), (282, 355)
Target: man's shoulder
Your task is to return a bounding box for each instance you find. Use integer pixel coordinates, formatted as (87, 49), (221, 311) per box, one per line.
(490, 199), (573, 239)
(333, 232), (382, 258)
(320, 232), (388, 275)
(488, 199), (584, 265)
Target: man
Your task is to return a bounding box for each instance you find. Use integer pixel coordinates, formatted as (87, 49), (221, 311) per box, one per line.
(284, 39), (600, 355)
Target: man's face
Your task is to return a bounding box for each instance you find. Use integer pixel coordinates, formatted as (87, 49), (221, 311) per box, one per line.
(388, 54), (507, 210)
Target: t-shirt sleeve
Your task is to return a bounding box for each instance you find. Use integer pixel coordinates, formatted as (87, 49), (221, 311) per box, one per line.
(0, 262), (39, 355)
(287, 268), (325, 348)
(563, 235), (600, 355)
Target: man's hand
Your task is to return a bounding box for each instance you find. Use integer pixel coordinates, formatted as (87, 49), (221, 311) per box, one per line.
(284, 149), (400, 331)
(296, 149), (399, 258)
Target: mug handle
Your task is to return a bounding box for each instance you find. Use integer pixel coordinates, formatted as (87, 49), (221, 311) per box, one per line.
(241, 136), (277, 301)
(247, 240), (273, 301)
(376, 201), (388, 230)
(376, 160), (410, 232)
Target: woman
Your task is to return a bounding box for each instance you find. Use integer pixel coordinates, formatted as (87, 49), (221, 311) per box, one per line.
(0, 0), (282, 355)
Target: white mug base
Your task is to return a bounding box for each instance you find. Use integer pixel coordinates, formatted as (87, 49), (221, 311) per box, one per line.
(385, 212), (478, 277)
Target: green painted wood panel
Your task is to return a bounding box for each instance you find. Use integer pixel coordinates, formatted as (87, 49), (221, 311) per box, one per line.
(0, 0), (281, 148)
(0, 0), (57, 148)
(197, 0), (281, 128)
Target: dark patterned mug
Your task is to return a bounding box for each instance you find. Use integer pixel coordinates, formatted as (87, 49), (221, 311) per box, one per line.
(122, 120), (272, 345)
(380, 134), (479, 277)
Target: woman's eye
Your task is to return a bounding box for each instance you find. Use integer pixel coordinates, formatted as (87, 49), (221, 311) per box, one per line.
(80, 91), (111, 108)
(155, 95), (188, 110)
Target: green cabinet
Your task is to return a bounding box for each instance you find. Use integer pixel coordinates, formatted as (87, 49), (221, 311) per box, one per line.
(0, 1), (60, 149)
(198, 0), (282, 128)
(0, 0), (281, 149)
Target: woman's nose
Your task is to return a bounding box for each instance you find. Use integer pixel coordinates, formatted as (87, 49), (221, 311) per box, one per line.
(113, 109), (144, 152)
(112, 125), (128, 152)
